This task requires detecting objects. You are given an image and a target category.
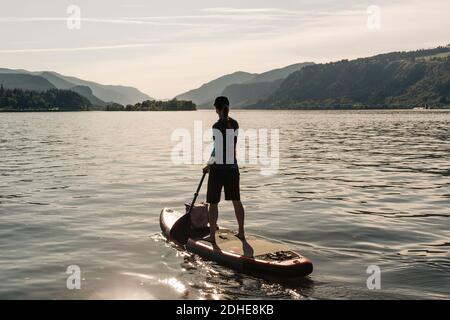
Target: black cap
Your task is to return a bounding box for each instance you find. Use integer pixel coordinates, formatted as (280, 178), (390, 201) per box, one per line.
(214, 96), (230, 108)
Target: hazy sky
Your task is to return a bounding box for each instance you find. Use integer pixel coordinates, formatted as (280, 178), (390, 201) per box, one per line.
(1, 0), (449, 99)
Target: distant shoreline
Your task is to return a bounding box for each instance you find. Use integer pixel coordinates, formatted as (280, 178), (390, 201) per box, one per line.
(240, 107), (450, 111)
(0, 109), (197, 112)
(2, 108), (450, 113)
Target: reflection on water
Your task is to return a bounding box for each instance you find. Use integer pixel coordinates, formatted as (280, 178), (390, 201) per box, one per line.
(0, 110), (449, 299)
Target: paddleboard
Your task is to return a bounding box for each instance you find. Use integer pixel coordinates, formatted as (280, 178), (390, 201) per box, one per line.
(160, 208), (313, 278)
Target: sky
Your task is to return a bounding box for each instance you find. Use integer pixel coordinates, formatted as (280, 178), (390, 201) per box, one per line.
(0, 0), (449, 99)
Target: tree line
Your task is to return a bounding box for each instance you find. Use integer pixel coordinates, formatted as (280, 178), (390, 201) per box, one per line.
(0, 86), (196, 112)
(0, 86), (92, 111)
(106, 99), (196, 111)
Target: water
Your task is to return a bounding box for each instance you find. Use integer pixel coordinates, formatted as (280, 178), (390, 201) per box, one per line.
(0, 110), (449, 300)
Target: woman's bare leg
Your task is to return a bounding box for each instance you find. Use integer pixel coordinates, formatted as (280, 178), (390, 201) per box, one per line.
(207, 203), (219, 243)
(232, 200), (245, 239)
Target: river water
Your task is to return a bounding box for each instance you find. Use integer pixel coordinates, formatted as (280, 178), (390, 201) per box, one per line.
(0, 110), (449, 299)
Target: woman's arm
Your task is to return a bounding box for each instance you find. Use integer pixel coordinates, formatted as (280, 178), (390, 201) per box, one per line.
(203, 128), (216, 173)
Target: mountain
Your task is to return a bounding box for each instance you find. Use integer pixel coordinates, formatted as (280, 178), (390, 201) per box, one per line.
(175, 63), (314, 108)
(37, 72), (106, 106)
(222, 79), (284, 107)
(0, 71), (106, 106)
(0, 68), (29, 74)
(0, 74), (55, 91)
(245, 46), (450, 109)
(39, 71), (79, 90)
(70, 85), (106, 107)
(222, 63), (314, 107)
(0, 68), (152, 106)
(47, 72), (152, 105)
(245, 63), (314, 84)
(175, 71), (256, 107)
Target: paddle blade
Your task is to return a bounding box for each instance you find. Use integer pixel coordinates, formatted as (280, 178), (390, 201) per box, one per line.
(169, 213), (191, 246)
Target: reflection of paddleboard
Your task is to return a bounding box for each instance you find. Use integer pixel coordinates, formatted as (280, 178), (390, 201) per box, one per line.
(160, 208), (313, 278)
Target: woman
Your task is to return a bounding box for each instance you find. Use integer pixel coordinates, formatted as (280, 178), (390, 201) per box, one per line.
(203, 96), (246, 244)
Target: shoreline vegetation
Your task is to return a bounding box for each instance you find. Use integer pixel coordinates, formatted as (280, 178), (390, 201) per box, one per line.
(105, 99), (196, 112)
(0, 86), (196, 112)
(242, 103), (450, 110)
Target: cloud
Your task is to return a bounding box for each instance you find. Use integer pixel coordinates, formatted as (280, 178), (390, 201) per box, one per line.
(0, 42), (173, 54)
(201, 7), (363, 17)
(202, 7), (304, 14)
(0, 17), (215, 27)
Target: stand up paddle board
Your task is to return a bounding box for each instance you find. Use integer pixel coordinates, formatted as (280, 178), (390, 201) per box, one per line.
(160, 208), (313, 278)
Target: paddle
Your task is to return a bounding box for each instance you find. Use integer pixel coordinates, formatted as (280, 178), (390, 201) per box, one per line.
(169, 171), (207, 245)
(187, 171), (207, 216)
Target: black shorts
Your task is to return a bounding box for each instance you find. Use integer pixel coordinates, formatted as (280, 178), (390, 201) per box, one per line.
(207, 167), (240, 204)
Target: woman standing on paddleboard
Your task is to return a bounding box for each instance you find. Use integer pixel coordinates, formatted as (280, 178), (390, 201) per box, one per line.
(203, 96), (246, 244)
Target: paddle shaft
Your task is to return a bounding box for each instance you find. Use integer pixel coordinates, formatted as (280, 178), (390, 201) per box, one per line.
(187, 171), (207, 216)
